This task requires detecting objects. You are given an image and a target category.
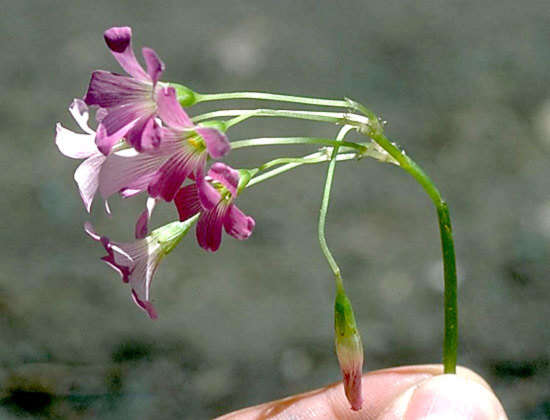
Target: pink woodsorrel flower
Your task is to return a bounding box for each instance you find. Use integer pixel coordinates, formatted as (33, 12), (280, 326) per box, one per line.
(147, 86), (231, 201)
(84, 217), (196, 318)
(174, 163), (255, 252)
(55, 99), (169, 213)
(83, 26), (165, 155)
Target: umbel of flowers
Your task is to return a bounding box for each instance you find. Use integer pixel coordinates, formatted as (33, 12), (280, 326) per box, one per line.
(56, 26), (460, 412)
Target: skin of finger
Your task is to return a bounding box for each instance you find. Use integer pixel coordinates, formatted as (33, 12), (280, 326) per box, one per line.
(216, 364), (494, 420)
(377, 373), (508, 420)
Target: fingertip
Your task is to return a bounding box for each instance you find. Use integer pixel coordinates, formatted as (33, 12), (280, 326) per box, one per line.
(378, 373), (508, 420)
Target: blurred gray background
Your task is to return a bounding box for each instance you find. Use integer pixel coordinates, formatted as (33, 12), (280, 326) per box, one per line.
(1, 0), (549, 418)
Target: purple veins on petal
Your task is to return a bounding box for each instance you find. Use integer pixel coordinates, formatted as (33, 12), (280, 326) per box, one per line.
(174, 184), (202, 222)
(174, 163), (255, 252)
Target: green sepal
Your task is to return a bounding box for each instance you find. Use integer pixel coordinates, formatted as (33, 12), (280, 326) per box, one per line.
(334, 287), (359, 339)
(170, 83), (198, 107)
(151, 214), (199, 255)
(236, 169), (258, 194)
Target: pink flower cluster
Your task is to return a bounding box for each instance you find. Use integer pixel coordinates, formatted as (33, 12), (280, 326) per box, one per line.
(56, 27), (255, 317)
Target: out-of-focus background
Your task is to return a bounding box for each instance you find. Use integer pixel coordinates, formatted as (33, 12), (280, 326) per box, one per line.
(2, 1), (549, 418)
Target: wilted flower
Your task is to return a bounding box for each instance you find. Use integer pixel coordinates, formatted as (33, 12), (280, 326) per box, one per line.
(84, 217), (196, 318)
(334, 284), (364, 411)
(83, 26), (165, 154)
(174, 163), (255, 252)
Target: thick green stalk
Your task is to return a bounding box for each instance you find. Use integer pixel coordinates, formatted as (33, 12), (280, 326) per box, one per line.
(365, 129), (458, 374)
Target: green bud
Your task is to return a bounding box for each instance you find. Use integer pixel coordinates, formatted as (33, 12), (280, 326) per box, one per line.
(334, 284), (364, 411)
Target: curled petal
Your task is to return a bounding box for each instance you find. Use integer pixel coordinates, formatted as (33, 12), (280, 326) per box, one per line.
(104, 27), (149, 81)
(131, 289), (158, 319)
(69, 99), (94, 134)
(224, 204), (255, 240)
(156, 86), (193, 129)
(135, 197), (157, 239)
(208, 162), (240, 197)
(196, 127), (230, 159)
(142, 47), (164, 86)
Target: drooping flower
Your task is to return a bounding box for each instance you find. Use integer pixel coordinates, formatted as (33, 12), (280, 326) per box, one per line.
(147, 86), (231, 201)
(334, 285), (364, 411)
(174, 163), (255, 252)
(84, 217), (197, 318)
(83, 26), (165, 155)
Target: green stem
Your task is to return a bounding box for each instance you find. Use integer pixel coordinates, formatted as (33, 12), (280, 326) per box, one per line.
(318, 126), (354, 281)
(195, 91), (350, 108)
(192, 108), (349, 125)
(246, 150), (358, 188)
(230, 136), (366, 154)
(366, 130), (458, 374)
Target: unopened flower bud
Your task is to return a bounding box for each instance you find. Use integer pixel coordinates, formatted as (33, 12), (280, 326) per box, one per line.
(334, 285), (364, 411)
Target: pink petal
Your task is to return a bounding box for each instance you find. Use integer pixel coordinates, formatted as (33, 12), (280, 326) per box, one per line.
(84, 221), (101, 241)
(156, 86), (193, 129)
(74, 153), (106, 212)
(197, 175), (221, 211)
(98, 148), (167, 200)
(95, 124), (119, 156)
(135, 197), (157, 239)
(134, 117), (162, 151)
(196, 203), (227, 252)
(196, 127), (230, 159)
(131, 289), (158, 319)
(83, 70), (151, 108)
(104, 27), (149, 81)
(142, 47), (164, 86)
(69, 99), (94, 134)
(174, 184), (202, 221)
(208, 162), (240, 197)
(55, 123), (98, 159)
(224, 204), (255, 240)
(147, 151), (200, 201)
